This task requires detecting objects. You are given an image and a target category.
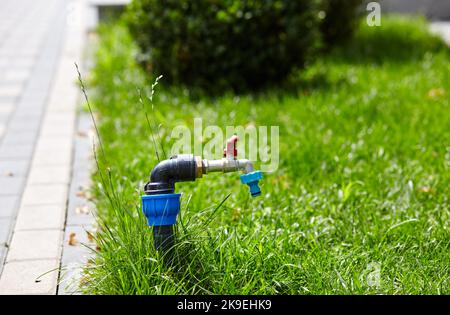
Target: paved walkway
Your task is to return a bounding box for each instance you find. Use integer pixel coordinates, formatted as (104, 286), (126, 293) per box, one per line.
(430, 22), (450, 46)
(0, 0), (90, 294)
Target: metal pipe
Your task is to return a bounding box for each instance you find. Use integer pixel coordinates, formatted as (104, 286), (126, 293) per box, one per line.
(201, 158), (254, 174)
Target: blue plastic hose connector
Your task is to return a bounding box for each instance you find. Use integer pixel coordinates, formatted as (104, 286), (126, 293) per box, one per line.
(240, 171), (263, 197)
(142, 193), (181, 226)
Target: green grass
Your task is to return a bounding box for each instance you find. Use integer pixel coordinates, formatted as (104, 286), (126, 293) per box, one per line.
(82, 16), (450, 294)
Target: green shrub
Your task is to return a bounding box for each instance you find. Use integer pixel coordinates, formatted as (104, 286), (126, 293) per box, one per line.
(125, 0), (320, 92)
(320, 0), (364, 46)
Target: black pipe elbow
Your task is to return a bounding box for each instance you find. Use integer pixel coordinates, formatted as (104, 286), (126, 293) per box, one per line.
(145, 154), (197, 195)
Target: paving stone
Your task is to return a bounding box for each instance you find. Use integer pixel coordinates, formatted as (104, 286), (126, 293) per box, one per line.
(3, 69), (30, 83)
(28, 166), (71, 185)
(0, 100), (14, 107)
(35, 137), (73, 152)
(0, 177), (25, 196)
(15, 205), (65, 231)
(47, 101), (78, 113)
(0, 96), (17, 104)
(9, 105), (42, 119)
(0, 160), (29, 177)
(0, 131), (36, 145)
(33, 149), (72, 166)
(0, 195), (19, 218)
(0, 86), (22, 99)
(0, 104), (13, 114)
(0, 246), (6, 268)
(7, 119), (41, 132)
(72, 164), (92, 183)
(61, 225), (95, 263)
(39, 123), (75, 137)
(0, 120), (10, 133)
(6, 230), (62, 262)
(0, 144), (34, 159)
(15, 99), (45, 112)
(57, 262), (83, 295)
(43, 112), (76, 125)
(12, 110), (43, 121)
(9, 62), (34, 72)
(17, 51), (38, 59)
(0, 259), (59, 294)
(67, 198), (95, 227)
(27, 75), (52, 92)
(0, 218), (11, 245)
(58, 112), (95, 294)
(21, 184), (68, 207)
(59, 225), (95, 295)
(66, 113), (95, 225)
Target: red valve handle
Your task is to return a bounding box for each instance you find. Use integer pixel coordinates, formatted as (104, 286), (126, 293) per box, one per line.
(224, 135), (238, 159)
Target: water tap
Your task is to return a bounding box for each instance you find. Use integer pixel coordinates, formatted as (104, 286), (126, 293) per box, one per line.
(142, 135), (263, 253)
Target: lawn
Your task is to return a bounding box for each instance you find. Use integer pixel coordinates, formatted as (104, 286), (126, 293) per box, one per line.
(82, 16), (450, 294)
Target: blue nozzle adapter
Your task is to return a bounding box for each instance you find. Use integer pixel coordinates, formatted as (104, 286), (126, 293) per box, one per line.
(142, 193), (181, 226)
(240, 171), (263, 197)
(142, 193), (181, 253)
